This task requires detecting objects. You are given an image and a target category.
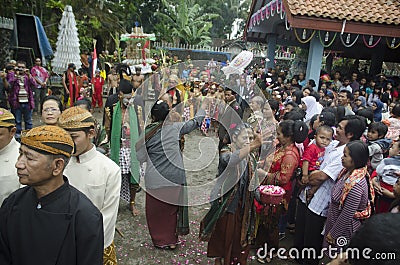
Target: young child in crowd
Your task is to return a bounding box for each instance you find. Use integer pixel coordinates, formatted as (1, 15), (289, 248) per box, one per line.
(381, 83), (393, 111)
(77, 87), (87, 101)
(300, 125), (334, 201)
(366, 122), (392, 172)
(77, 81), (91, 101)
(372, 137), (400, 213)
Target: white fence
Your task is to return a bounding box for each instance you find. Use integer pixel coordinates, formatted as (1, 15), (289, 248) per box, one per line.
(153, 42), (295, 61)
(0, 17), (14, 30)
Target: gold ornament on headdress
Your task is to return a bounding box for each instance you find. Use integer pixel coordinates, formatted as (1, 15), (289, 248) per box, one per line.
(175, 83), (185, 92)
(21, 126), (74, 157)
(0, 108), (16, 128)
(58, 107), (95, 130)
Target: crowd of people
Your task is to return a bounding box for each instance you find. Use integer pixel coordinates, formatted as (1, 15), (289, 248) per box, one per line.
(0, 53), (400, 265)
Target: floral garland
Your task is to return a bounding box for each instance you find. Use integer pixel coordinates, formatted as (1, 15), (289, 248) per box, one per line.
(294, 28), (316, 44)
(362, 35), (381, 48)
(386, 37), (400, 49)
(317, 31), (337, 48)
(339, 33), (359, 48)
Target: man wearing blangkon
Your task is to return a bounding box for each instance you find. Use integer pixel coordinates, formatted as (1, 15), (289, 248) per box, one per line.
(0, 108), (20, 205)
(59, 107), (121, 264)
(0, 125), (104, 265)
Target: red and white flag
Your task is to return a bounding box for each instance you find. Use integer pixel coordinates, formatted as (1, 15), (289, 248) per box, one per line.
(92, 45), (97, 78)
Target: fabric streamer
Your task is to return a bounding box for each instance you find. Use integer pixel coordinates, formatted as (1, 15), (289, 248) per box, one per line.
(142, 40), (150, 66)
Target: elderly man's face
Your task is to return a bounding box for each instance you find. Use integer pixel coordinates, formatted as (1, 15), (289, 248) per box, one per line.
(16, 145), (56, 186)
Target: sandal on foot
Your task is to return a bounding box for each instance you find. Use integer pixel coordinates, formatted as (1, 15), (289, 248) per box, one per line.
(155, 244), (176, 250)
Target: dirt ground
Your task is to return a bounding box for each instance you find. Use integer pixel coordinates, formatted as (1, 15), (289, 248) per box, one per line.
(31, 106), (297, 265)
(113, 130), (297, 265)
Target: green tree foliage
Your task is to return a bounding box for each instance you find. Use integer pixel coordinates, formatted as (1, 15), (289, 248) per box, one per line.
(156, 0), (218, 46)
(2, 0), (133, 52)
(129, 0), (163, 33)
(1, 0), (250, 52)
(200, 0), (251, 39)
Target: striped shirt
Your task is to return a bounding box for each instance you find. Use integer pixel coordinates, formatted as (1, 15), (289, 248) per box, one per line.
(323, 174), (368, 251)
(17, 79), (29, 103)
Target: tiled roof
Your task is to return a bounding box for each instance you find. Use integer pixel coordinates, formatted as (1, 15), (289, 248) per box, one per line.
(286, 0), (400, 25)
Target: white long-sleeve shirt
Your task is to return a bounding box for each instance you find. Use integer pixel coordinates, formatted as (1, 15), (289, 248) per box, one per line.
(65, 145), (121, 248)
(0, 138), (20, 205)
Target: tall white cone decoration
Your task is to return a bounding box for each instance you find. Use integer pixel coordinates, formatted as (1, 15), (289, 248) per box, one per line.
(51, 5), (81, 74)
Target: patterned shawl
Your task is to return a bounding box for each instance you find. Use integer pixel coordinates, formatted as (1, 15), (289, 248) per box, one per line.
(110, 103), (140, 184)
(338, 166), (375, 219)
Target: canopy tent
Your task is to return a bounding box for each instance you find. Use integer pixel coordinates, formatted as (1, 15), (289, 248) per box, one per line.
(11, 13), (53, 66)
(244, 0), (400, 81)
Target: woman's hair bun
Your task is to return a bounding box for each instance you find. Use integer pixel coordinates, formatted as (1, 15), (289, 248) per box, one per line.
(293, 120), (309, 143)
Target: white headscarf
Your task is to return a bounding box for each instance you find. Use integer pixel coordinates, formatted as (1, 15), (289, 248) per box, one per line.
(302, 96), (322, 123)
